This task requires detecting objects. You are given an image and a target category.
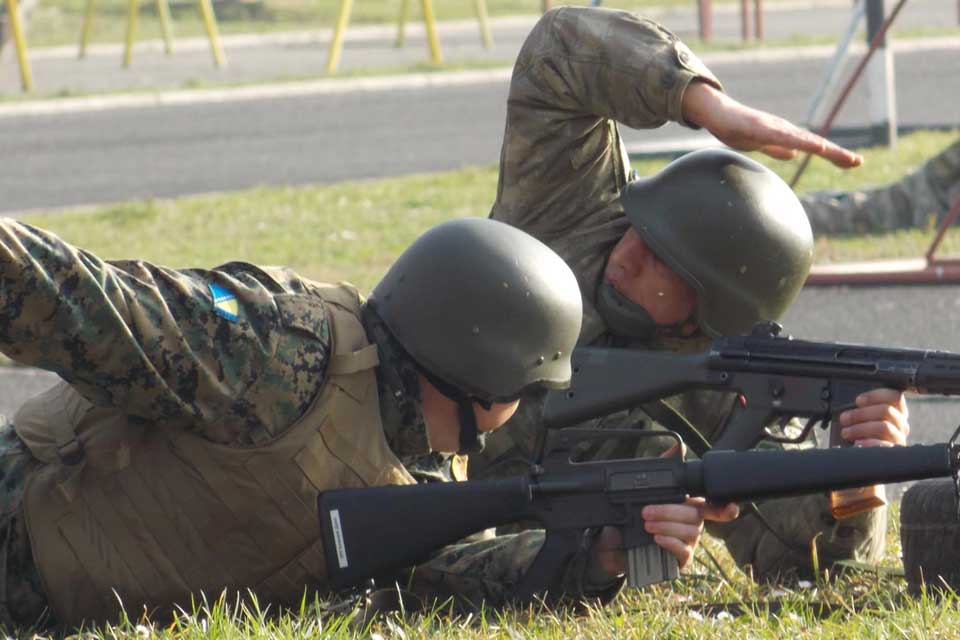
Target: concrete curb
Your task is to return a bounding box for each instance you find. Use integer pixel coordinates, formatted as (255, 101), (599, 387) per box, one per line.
(0, 35), (956, 119)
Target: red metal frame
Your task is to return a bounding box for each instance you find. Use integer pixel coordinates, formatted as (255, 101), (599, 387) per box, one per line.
(806, 197), (960, 286)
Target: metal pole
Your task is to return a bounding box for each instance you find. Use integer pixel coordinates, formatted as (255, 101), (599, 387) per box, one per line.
(395, 0), (409, 48)
(754, 0), (764, 40)
(326, 0), (352, 73)
(156, 0), (174, 55)
(78, 0), (96, 59)
(197, 0), (225, 67)
(698, 0), (713, 41)
(4, 0), (32, 91)
(804, 0), (865, 126)
(925, 197), (960, 261)
(865, 0), (896, 147)
(474, 0), (492, 49)
(123, 0), (138, 68)
(421, 0), (442, 64)
(789, 0), (908, 188)
(740, 0), (751, 41)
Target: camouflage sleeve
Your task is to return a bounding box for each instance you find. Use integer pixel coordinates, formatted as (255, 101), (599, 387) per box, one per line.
(706, 495), (886, 581)
(493, 7), (721, 256)
(0, 219), (329, 438)
(509, 7), (721, 131)
(406, 530), (621, 609)
(801, 138), (960, 235)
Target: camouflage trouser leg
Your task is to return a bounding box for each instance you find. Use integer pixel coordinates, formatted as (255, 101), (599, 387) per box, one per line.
(0, 426), (51, 631)
(801, 138), (960, 235)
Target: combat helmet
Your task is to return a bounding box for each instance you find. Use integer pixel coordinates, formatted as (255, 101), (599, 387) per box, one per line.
(369, 217), (583, 452)
(619, 148), (813, 337)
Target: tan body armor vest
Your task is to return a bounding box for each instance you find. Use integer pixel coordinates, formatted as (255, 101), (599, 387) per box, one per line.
(13, 284), (414, 628)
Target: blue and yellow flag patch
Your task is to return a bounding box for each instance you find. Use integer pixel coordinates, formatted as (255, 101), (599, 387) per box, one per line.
(208, 283), (239, 322)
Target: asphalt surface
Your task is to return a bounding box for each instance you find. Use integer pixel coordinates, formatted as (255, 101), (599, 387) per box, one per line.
(1, 40), (958, 214)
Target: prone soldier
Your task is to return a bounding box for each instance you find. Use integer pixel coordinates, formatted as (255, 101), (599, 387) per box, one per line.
(0, 216), (739, 631)
(802, 137), (960, 235)
(470, 6), (911, 581)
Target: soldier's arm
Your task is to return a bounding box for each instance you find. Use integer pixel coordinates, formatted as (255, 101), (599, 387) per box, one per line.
(706, 495), (885, 581)
(494, 7), (720, 230)
(507, 7), (721, 130)
(0, 218), (329, 436)
(405, 530), (623, 608)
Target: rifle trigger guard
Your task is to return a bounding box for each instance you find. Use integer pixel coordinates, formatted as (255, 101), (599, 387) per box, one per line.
(761, 417), (820, 445)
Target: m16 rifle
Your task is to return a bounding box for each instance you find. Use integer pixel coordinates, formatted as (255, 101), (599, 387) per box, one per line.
(319, 429), (960, 602)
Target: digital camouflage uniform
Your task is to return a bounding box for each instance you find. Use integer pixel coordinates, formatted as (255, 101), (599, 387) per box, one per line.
(0, 218), (595, 631)
(470, 6), (885, 580)
(801, 138), (960, 235)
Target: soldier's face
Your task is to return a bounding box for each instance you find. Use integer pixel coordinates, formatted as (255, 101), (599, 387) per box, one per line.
(605, 227), (698, 331)
(420, 375), (521, 452)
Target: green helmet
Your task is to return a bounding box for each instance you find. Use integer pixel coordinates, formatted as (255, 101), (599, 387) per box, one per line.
(370, 218), (583, 450)
(620, 148), (813, 337)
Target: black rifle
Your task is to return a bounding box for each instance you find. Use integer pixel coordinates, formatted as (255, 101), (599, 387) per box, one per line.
(319, 429), (960, 601)
(543, 322), (960, 451)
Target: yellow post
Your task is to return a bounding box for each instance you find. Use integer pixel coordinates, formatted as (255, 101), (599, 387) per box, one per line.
(395, 0), (410, 48)
(474, 0), (492, 48)
(78, 0), (97, 59)
(123, 0), (138, 67)
(156, 0), (174, 55)
(4, 0), (32, 91)
(420, 0), (442, 64)
(197, 0), (226, 67)
(326, 0), (353, 74)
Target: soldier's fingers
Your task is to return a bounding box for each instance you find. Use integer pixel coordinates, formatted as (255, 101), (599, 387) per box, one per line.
(642, 503), (704, 525)
(759, 145), (798, 161)
(644, 521), (702, 545)
(841, 421), (907, 446)
(840, 402), (907, 432)
(653, 535), (695, 569)
(853, 438), (896, 448)
(756, 115), (862, 168)
(855, 388), (905, 408)
(702, 501), (740, 523)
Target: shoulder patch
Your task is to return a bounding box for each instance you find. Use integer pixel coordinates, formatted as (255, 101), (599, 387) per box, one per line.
(208, 282), (239, 321)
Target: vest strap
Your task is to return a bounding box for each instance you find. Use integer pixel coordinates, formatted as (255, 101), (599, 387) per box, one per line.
(329, 344), (379, 376)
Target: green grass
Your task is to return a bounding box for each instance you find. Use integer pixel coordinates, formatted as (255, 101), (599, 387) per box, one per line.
(14, 507), (960, 639)
(18, 129), (959, 292)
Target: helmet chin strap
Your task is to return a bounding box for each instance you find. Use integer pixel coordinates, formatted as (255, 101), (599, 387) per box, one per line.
(418, 366), (488, 455)
(595, 280), (693, 341)
(456, 400), (485, 455)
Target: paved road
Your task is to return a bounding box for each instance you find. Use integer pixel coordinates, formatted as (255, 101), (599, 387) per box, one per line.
(2, 40), (958, 214)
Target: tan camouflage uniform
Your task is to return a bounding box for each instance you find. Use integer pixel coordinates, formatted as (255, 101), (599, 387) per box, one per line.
(801, 138), (960, 234)
(0, 218), (597, 630)
(472, 6), (884, 581)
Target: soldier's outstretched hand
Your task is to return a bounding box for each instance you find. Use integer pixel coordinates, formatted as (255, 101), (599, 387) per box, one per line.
(681, 81), (863, 169)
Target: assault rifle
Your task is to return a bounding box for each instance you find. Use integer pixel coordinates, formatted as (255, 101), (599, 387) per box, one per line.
(543, 321), (960, 450)
(319, 429), (960, 600)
